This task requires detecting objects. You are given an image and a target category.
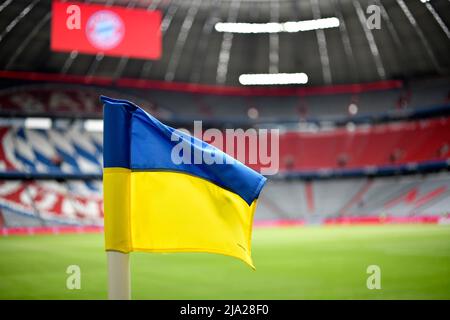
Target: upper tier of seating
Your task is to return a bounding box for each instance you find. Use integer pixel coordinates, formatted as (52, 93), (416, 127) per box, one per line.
(0, 77), (448, 123)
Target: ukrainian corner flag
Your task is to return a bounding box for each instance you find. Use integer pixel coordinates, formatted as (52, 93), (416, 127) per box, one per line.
(101, 96), (266, 268)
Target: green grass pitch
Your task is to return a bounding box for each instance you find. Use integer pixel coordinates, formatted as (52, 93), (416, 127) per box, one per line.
(0, 224), (449, 299)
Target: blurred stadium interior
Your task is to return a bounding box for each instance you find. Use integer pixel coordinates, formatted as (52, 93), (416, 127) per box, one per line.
(0, 0), (449, 232)
(0, 0), (449, 300)
(1, 76), (450, 231)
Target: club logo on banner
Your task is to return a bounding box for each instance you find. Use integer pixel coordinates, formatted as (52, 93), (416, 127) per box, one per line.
(86, 10), (125, 50)
(51, 1), (162, 59)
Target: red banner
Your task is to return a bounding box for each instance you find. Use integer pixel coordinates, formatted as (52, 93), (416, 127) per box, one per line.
(51, 0), (161, 59)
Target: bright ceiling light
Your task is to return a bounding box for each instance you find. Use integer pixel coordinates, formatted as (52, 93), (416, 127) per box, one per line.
(84, 119), (103, 132)
(215, 17), (339, 34)
(283, 17), (340, 32)
(239, 73), (308, 85)
(247, 107), (259, 119)
(348, 103), (358, 115)
(24, 117), (52, 129)
(215, 22), (282, 33)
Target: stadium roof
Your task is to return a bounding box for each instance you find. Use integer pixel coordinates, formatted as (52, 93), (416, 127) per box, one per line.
(0, 0), (449, 87)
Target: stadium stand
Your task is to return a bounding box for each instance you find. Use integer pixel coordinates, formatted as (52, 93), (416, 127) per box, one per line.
(0, 85), (449, 228)
(0, 180), (103, 226)
(256, 172), (450, 223)
(277, 117), (450, 171)
(0, 126), (103, 174)
(0, 77), (449, 229)
(0, 77), (449, 123)
(2, 171), (449, 228)
(1, 117), (449, 175)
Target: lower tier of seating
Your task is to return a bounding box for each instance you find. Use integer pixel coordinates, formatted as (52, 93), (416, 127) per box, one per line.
(1, 172), (449, 228)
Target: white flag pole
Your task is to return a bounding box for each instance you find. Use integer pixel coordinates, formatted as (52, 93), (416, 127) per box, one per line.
(107, 251), (131, 300)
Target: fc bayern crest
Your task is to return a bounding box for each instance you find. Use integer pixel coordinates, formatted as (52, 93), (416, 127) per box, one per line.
(86, 10), (125, 50)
